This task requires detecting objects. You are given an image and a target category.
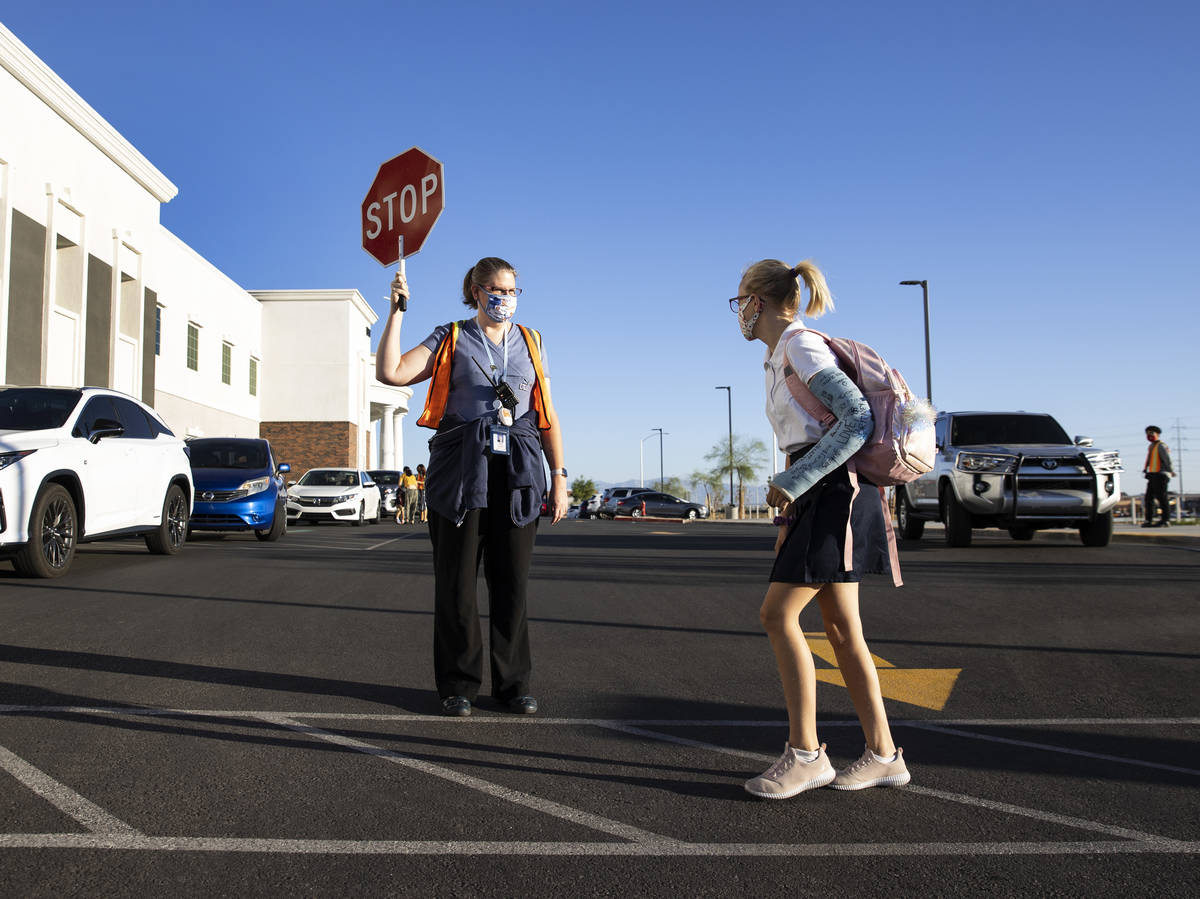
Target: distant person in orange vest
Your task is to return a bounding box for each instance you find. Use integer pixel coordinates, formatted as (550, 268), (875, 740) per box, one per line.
(1142, 426), (1174, 527)
(375, 257), (568, 718)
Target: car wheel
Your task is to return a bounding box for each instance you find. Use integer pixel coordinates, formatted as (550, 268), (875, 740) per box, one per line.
(941, 488), (973, 547)
(14, 484), (77, 578)
(1008, 526), (1035, 541)
(377, 502), (385, 520)
(686, 508), (698, 520)
(896, 487), (925, 540)
(1079, 511), (1113, 547)
(145, 483), (189, 555)
(256, 502), (287, 542)
(630, 507), (642, 518)
(352, 502), (364, 527)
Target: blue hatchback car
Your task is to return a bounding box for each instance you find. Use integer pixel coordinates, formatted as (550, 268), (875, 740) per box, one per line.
(186, 437), (290, 541)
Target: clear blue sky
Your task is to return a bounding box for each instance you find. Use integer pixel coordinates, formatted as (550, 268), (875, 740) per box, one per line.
(6, 1), (1197, 495)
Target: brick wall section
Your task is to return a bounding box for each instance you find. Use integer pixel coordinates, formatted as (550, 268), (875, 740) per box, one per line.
(260, 421), (358, 476)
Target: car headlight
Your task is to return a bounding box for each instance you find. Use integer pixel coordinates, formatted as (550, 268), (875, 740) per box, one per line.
(956, 452), (1017, 474)
(239, 477), (271, 494)
(0, 449), (37, 471)
(1085, 451), (1123, 473)
(336, 493), (356, 503)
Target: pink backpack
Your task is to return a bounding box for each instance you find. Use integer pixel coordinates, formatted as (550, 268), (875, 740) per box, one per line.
(781, 329), (936, 486)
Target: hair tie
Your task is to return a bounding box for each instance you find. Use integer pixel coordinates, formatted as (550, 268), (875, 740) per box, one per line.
(788, 265), (800, 278)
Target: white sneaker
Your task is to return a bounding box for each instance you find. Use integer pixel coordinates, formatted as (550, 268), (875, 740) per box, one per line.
(744, 743), (836, 799)
(830, 746), (911, 790)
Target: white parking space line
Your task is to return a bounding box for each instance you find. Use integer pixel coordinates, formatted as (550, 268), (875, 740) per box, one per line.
(608, 725), (1179, 844)
(0, 834), (1195, 856)
(910, 723), (1200, 777)
(258, 715), (678, 846)
(2, 709), (1196, 728)
(0, 744), (138, 835)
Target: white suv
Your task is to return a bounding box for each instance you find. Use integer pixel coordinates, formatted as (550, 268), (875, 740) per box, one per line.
(0, 386), (194, 577)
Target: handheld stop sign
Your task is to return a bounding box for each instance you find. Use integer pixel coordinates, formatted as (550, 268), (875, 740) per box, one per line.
(362, 146), (445, 276)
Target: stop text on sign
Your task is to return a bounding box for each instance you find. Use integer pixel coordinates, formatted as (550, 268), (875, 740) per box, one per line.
(364, 174), (439, 239)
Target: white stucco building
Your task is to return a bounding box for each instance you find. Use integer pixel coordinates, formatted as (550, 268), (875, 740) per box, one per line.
(0, 22), (411, 474)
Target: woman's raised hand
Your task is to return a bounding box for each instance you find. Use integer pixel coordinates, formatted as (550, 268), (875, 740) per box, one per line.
(389, 270), (410, 313)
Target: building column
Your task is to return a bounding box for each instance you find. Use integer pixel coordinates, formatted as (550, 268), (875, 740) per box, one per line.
(392, 409), (406, 471)
(379, 404), (396, 469)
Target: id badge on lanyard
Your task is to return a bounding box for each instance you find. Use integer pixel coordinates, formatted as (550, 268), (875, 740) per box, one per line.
(487, 424), (511, 456)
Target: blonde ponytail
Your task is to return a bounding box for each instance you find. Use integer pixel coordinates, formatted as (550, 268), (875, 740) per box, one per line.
(741, 257), (834, 319)
(792, 260), (834, 318)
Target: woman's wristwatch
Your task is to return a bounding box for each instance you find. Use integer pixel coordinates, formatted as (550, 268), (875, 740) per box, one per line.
(772, 515), (795, 527)
(551, 468), (568, 478)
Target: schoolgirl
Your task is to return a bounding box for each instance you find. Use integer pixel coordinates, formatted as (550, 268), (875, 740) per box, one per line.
(734, 258), (911, 798)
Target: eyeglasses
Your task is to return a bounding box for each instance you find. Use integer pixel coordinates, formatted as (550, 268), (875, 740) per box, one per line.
(480, 285), (522, 297)
(728, 295), (753, 312)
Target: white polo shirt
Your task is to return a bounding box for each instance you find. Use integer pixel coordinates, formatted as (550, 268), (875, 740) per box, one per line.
(764, 321), (838, 454)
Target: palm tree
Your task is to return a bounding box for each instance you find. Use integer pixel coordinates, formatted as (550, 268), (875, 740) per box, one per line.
(705, 435), (768, 518)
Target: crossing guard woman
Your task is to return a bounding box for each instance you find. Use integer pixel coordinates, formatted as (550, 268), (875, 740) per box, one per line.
(376, 257), (569, 717)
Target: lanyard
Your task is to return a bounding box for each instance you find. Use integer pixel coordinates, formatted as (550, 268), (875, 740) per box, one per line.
(480, 323), (509, 384)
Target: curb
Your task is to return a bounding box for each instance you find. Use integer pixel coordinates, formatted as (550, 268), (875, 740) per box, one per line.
(919, 523), (1200, 548)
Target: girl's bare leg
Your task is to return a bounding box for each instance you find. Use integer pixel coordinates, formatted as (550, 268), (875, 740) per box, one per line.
(816, 581), (896, 757)
(759, 582), (821, 749)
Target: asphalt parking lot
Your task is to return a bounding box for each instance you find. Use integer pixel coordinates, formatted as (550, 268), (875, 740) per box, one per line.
(1, 519), (1197, 896)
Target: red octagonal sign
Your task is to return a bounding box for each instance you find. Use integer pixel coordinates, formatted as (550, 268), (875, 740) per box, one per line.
(361, 147), (445, 266)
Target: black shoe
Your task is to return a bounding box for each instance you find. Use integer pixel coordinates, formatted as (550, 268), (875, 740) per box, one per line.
(1141, 522), (1156, 528)
(1160, 520), (1171, 527)
(441, 695), (471, 717)
(505, 695), (538, 715)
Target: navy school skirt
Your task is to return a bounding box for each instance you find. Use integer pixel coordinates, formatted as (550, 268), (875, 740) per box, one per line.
(769, 455), (898, 586)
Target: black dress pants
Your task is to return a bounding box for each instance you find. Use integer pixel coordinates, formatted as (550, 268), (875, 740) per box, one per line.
(427, 454), (538, 701)
(1145, 472), (1170, 524)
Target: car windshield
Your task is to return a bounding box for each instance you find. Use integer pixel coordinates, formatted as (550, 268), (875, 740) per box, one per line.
(298, 470), (360, 487)
(368, 471), (400, 485)
(0, 388), (82, 431)
(188, 440), (269, 469)
(951, 414), (1071, 446)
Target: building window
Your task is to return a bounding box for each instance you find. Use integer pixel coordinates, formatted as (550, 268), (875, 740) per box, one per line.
(186, 323), (199, 371)
(249, 357), (259, 397)
(155, 306), (162, 355)
(222, 342), (232, 385)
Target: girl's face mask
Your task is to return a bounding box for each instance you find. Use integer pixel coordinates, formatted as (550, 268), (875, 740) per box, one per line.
(738, 296), (761, 340)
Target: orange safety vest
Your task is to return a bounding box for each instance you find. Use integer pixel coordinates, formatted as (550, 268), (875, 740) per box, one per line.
(417, 320), (554, 431)
(1145, 442), (1165, 473)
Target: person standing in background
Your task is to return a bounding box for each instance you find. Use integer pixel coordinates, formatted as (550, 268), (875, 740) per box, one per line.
(1143, 426), (1175, 527)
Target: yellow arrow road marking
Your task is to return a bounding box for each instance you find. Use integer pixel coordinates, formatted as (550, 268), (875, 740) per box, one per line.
(804, 633), (961, 711)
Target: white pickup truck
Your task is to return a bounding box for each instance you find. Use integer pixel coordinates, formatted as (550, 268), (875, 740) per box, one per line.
(894, 411), (1123, 547)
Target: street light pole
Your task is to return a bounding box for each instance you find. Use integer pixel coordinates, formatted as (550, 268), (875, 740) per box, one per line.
(716, 386), (733, 518)
(651, 428), (665, 490)
(639, 433), (656, 487)
(899, 280), (932, 403)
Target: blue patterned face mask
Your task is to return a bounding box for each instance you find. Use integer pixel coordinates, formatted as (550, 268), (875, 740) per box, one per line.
(484, 292), (517, 322)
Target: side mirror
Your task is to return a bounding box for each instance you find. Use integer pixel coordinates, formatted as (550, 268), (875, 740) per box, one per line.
(1074, 436), (1094, 447)
(278, 463), (291, 473)
(89, 418), (125, 444)
(287, 480), (296, 488)
(364, 480), (375, 488)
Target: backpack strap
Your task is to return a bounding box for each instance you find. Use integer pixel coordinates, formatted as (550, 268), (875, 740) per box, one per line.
(780, 329), (836, 429)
